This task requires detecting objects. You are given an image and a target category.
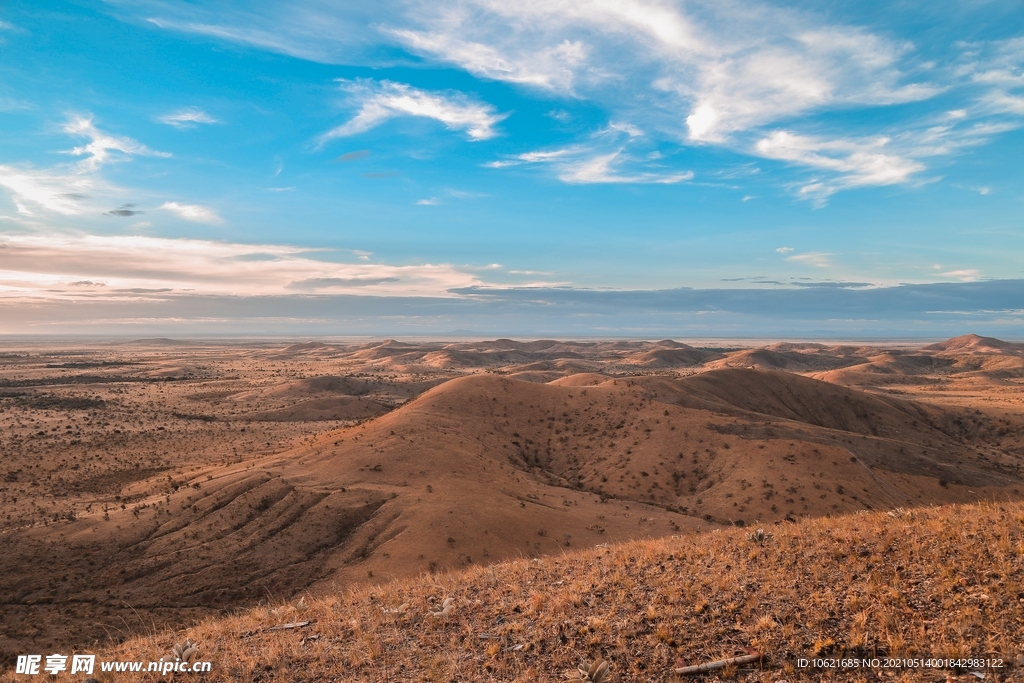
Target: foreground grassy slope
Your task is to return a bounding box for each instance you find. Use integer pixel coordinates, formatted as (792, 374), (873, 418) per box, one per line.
(19, 500), (1023, 682)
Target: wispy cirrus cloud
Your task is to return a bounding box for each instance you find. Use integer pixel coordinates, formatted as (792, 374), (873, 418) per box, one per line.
(959, 38), (1024, 121)
(159, 201), (223, 225)
(124, 2), (1024, 198)
(157, 106), (220, 128)
(319, 79), (506, 144)
(142, 7), (377, 65)
(384, 24), (589, 92)
(63, 115), (170, 171)
(940, 268), (980, 281)
(380, 0), (937, 143)
(415, 188), (488, 205)
(787, 251), (833, 268)
(755, 130), (926, 203)
(505, 148), (693, 185)
(487, 124), (692, 184)
(0, 96), (31, 112)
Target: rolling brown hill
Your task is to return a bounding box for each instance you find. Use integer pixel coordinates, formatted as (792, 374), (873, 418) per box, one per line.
(705, 347), (863, 372)
(620, 346), (710, 368)
(2, 369), (1021, 662)
(925, 333), (1024, 355)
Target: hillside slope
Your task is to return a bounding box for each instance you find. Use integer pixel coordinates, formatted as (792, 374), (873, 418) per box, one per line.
(18, 500), (1023, 682)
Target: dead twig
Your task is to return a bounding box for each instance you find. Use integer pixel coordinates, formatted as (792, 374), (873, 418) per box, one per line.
(675, 651), (763, 675)
(267, 620), (313, 631)
(242, 620), (316, 637)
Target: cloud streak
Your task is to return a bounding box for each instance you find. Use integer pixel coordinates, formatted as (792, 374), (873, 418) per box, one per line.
(787, 252), (833, 268)
(5, 274), (1023, 337)
(0, 233), (485, 299)
(159, 202), (223, 225)
(487, 125), (692, 184)
(0, 164), (104, 216)
(158, 107), (220, 128)
(319, 79), (505, 143)
(63, 116), (170, 171)
(755, 130), (926, 202)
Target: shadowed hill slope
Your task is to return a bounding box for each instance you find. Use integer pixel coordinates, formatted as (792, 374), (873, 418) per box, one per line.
(669, 368), (947, 435)
(31, 501), (1024, 683)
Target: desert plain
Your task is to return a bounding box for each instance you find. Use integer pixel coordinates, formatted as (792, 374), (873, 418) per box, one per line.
(1, 334), (1023, 679)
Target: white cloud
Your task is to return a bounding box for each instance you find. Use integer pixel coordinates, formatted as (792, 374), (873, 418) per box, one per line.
(787, 252), (832, 268)
(941, 268), (979, 281)
(157, 107), (220, 128)
(386, 27), (588, 92)
(319, 79), (505, 144)
(981, 91), (1024, 115)
(488, 125), (692, 184)
(143, 9), (376, 65)
(775, 246), (793, 253)
(559, 151), (691, 184)
(381, 0), (938, 144)
(0, 120), (229, 233)
(63, 116), (170, 171)
(494, 146), (692, 184)
(951, 37), (1024, 132)
(608, 121), (643, 138)
(416, 197), (441, 205)
(961, 36), (1024, 86)
(0, 232), (484, 298)
(159, 201), (223, 225)
(0, 165), (104, 216)
(446, 188), (488, 199)
(755, 130), (926, 202)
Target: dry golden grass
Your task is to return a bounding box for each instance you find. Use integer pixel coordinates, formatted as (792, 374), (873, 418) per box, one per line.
(22, 500), (1022, 682)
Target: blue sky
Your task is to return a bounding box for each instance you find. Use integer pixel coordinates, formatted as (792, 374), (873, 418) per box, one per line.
(0, 1), (1022, 336)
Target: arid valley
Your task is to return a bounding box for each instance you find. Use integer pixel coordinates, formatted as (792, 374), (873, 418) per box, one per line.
(2, 334), (1024, 680)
